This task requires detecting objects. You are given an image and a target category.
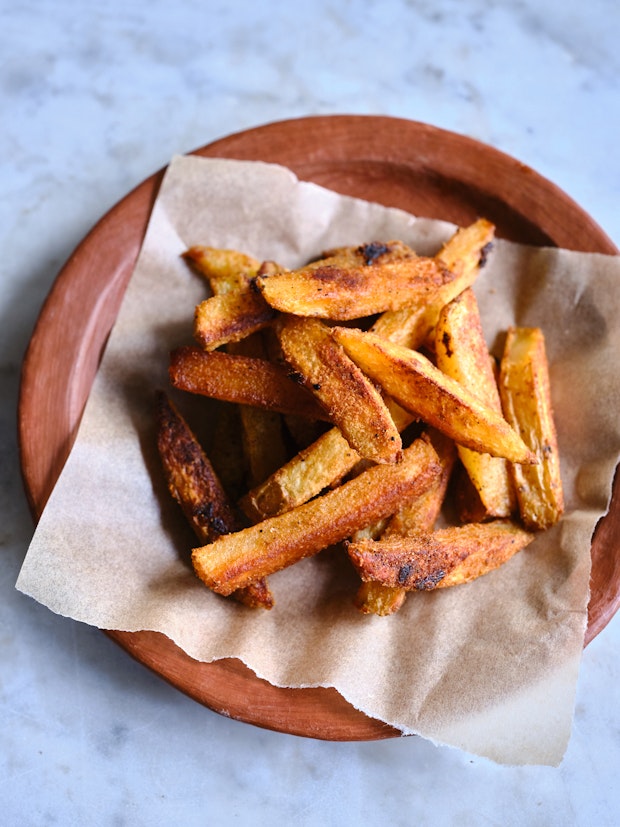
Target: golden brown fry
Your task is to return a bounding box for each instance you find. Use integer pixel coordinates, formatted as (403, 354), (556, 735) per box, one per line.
(499, 327), (564, 530)
(193, 290), (276, 351)
(256, 245), (455, 320)
(332, 326), (538, 464)
(348, 520), (535, 592)
(371, 219), (495, 348)
(183, 246), (260, 294)
(169, 345), (327, 421)
(155, 391), (273, 609)
(384, 431), (456, 537)
(240, 400), (413, 522)
(435, 288), (515, 519)
(240, 426), (360, 522)
(192, 435), (442, 596)
(354, 430), (456, 616)
(278, 315), (402, 463)
(354, 581), (408, 615)
(228, 333), (289, 487)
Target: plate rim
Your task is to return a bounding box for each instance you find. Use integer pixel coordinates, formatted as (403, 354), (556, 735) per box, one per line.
(18, 114), (620, 740)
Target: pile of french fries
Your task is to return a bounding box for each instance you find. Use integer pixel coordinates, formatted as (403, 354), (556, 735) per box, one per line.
(156, 219), (564, 614)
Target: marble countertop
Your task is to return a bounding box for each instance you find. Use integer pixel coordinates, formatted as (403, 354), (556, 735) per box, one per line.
(3, 1), (619, 824)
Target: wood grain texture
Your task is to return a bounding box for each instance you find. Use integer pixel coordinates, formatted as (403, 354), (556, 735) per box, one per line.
(18, 115), (620, 740)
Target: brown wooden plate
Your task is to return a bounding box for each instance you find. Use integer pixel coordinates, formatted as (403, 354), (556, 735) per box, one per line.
(19, 115), (620, 740)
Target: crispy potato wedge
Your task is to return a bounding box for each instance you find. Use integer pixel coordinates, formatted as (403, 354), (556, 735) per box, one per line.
(155, 392), (273, 609)
(193, 290), (276, 351)
(192, 435), (442, 596)
(256, 245), (455, 320)
(371, 219), (495, 348)
(183, 246), (260, 294)
(499, 327), (564, 530)
(169, 345), (327, 421)
(332, 327), (537, 464)
(278, 315), (402, 463)
(435, 288), (515, 519)
(348, 520), (535, 592)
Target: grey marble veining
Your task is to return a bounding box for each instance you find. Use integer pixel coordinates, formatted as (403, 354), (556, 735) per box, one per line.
(2, 1), (619, 824)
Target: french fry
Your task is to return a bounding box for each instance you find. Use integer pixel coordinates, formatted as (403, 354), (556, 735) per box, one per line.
(256, 245), (455, 320)
(193, 290), (276, 351)
(182, 246), (261, 293)
(332, 326), (538, 464)
(207, 404), (248, 502)
(354, 430), (456, 615)
(347, 520), (535, 592)
(499, 327), (564, 530)
(371, 218), (495, 348)
(169, 345), (327, 421)
(192, 435), (442, 596)
(277, 315), (402, 463)
(240, 425), (360, 521)
(155, 392), (273, 609)
(435, 288), (515, 519)
(228, 333), (289, 487)
(240, 400), (413, 522)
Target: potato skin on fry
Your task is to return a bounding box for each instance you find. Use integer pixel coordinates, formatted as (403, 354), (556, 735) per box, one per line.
(347, 520), (534, 592)
(192, 436), (442, 596)
(155, 392), (273, 609)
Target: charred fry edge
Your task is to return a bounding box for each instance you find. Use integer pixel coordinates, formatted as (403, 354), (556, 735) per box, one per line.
(155, 391), (273, 609)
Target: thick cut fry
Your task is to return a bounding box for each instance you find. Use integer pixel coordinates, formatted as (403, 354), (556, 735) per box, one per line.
(435, 288), (515, 519)
(278, 316), (402, 463)
(207, 404), (248, 502)
(193, 290), (276, 351)
(499, 327), (564, 530)
(192, 436), (442, 596)
(169, 345), (327, 421)
(240, 426), (360, 521)
(332, 327), (537, 464)
(256, 247), (455, 320)
(228, 333), (289, 486)
(183, 246), (260, 294)
(240, 401), (413, 522)
(371, 219), (495, 348)
(355, 430), (456, 615)
(155, 392), (273, 609)
(348, 520), (534, 592)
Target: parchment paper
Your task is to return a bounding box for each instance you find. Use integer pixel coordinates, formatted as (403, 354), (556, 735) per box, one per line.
(17, 156), (620, 766)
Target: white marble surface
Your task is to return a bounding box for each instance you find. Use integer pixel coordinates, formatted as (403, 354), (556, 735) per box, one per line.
(3, 1), (619, 824)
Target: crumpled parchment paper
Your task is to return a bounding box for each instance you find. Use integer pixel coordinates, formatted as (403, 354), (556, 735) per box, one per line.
(17, 155), (620, 766)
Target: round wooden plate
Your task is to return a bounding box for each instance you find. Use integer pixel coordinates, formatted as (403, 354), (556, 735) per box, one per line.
(19, 115), (620, 740)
